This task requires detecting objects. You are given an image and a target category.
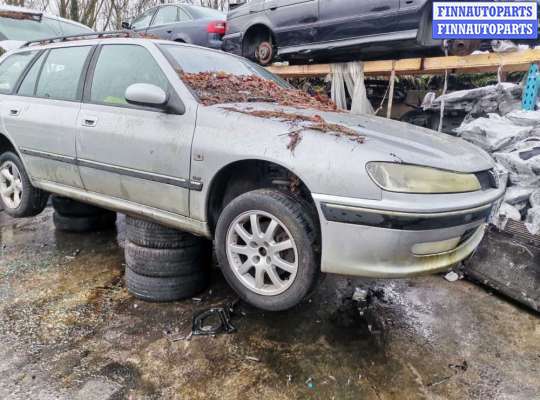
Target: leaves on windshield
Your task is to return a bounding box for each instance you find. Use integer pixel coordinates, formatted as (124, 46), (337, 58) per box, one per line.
(180, 71), (338, 112)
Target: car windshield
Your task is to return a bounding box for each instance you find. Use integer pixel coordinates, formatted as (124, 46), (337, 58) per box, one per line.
(160, 44), (338, 111)
(187, 5), (226, 19)
(0, 15), (92, 41)
(161, 44), (289, 87)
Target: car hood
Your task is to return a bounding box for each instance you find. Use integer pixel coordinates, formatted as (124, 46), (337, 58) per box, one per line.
(213, 102), (495, 173)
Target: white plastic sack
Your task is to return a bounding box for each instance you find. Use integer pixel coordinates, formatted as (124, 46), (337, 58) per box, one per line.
(455, 114), (532, 152)
(525, 207), (540, 235)
(505, 110), (540, 127)
(530, 189), (540, 208)
(330, 62), (374, 115)
(492, 202), (522, 230)
(493, 137), (540, 186)
(504, 186), (536, 204)
(491, 40), (519, 53)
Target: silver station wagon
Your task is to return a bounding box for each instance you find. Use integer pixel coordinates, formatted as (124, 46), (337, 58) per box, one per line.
(0, 36), (505, 310)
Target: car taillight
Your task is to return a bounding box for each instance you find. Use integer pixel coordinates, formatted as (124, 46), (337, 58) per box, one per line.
(207, 20), (227, 35)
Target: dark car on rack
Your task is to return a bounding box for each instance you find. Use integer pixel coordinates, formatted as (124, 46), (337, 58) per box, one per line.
(222, 0), (534, 65)
(123, 3), (227, 49)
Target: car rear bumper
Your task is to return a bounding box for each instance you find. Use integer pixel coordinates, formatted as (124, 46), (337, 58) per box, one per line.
(222, 32), (243, 55)
(313, 192), (503, 278)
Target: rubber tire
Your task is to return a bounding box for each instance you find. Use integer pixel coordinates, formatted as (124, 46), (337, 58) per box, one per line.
(125, 240), (206, 277)
(0, 151), (48, 218)
(52, 196), (108, 217)
(125, 216), (200, 249)
(125, 267), (209, 302)
(53, 211), (116, 233)
(215, 189), (320, 311)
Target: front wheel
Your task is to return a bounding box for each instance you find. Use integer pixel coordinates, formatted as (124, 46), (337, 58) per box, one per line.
(0, 151), (48, 218)
(215, 189), (319, 311)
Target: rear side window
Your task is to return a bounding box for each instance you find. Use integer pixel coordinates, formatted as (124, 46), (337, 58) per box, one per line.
(36, 46), (91, 101)
(59, 20), (94, 36)
(90, 45), (168, 106)
(0, 51), (36, 94)
(152, 6), (179, 26)
(131, 9), (155, 29)
(18, 51), (46, 97)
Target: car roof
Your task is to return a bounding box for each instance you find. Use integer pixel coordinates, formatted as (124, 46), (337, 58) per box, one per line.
(0, 4), (92, 31)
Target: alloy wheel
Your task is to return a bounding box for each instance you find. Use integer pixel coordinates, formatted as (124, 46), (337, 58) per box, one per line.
(0, 161), (22, 209)
(226, 210), (298, 296)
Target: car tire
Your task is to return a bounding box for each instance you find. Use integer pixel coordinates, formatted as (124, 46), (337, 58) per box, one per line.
(51, 196), (108, 217)
(215, 189), (319, 311)
(53, 211), (117, 233)
(0, 151), (48, 218)
(125, 216), (200, 249)
(125, 267), (209, 302)
(125, 240), (206, 278)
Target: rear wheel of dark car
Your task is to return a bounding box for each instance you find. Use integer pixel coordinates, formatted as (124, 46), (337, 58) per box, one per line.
(0, 151), (48, 218)
(215, 189), (319, 311)
(243, 27), (276, 66)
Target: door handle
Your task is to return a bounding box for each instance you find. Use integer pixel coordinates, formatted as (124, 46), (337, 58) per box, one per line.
(82, 118), (97, 127)
(9, 109), (20, 116)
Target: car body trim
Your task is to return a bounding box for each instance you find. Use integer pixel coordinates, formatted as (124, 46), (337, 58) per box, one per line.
(33, 179), (211, 237)
(320, 202), (493, 230)
(18, 147), (202, 191)
(278, 29), (418, 55)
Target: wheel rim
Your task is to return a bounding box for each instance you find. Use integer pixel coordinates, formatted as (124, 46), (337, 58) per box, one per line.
(0, 161), (22, 209)
(226, 210), (298, 296)
(256, 42), (273, 65)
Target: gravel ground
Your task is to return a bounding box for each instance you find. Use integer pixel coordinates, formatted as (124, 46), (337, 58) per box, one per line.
(0, 208), (539, 400)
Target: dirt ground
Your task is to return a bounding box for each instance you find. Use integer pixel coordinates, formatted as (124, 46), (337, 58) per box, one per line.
(0, 208), (539, 400)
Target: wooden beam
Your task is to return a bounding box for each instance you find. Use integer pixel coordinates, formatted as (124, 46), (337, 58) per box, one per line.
(267, 48), (540, 77)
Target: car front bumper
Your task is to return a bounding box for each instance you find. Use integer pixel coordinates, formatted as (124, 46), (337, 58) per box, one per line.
(313, 191), (503, 278)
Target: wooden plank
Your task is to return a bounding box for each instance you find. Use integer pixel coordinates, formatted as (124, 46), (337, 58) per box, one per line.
(267, 48), (540, 77)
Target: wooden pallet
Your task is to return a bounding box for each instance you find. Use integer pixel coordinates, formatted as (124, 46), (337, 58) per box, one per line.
(267, 48), (540, 77)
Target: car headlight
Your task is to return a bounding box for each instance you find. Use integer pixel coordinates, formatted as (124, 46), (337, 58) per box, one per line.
(366, 162), (481, 194)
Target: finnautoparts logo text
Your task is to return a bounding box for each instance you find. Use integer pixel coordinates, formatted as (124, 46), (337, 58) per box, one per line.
(433, 1), (538, 40)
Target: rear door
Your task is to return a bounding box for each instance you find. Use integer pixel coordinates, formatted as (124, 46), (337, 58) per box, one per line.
(1, 45), (93, 188)
(316, 0), (399, 43)
(264, 0), (318, 46)
(76, 43), (195, 216)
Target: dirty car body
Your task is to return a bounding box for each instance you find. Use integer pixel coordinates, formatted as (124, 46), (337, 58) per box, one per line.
(0, 38), (505, 310)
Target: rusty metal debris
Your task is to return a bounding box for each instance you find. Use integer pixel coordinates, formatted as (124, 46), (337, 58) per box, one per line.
(191, 303), (237, 336)
(180, 72), (337, 112)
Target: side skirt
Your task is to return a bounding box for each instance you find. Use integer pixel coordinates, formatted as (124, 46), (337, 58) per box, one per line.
(35, 179), (211, 238)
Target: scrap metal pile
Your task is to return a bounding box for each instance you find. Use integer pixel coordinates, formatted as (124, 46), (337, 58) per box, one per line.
(425, 84), (540, 235)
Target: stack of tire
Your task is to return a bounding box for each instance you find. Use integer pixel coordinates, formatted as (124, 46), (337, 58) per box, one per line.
(124, 216), (210, 302)
(52, 196), (117, 233)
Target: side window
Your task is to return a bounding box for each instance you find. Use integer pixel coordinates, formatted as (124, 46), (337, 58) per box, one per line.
(131, 9), (155, 29)
(177, 7), (192, 21)
(0, 51), (37, 94)
(18, 51), (46, 97)
(35, 46), (91, 101)
(152, 6), (179, 26)
(90, 45), (168, 106)
(59, 21), (94, 36)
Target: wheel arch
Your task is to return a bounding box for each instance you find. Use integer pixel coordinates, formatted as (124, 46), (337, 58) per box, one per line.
(205, 159), (319, 238)
(242, 23), (277, 57)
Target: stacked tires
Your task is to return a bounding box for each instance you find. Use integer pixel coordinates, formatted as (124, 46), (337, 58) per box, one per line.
(124, 216), (210, 302)
(52, 196), (116, 233)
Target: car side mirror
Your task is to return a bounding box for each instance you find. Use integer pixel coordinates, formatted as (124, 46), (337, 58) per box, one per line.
(121, 21), (132, 29)
(125, 83), (168, 108)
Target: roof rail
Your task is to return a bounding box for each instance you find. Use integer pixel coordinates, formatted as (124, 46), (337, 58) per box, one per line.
(21, 30), (151, 48)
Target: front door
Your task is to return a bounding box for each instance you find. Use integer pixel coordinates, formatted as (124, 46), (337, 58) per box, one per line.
(316, 0), (400, 43)
(1, 45), (93, 188)
(264, 0), (318, 47)
(77, 43), (195, 216)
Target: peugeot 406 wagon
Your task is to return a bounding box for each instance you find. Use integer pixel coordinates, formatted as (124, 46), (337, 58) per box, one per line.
(0, 36), (505, 310)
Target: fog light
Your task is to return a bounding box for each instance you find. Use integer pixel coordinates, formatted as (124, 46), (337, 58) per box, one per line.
(412, 237), (461, 256)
